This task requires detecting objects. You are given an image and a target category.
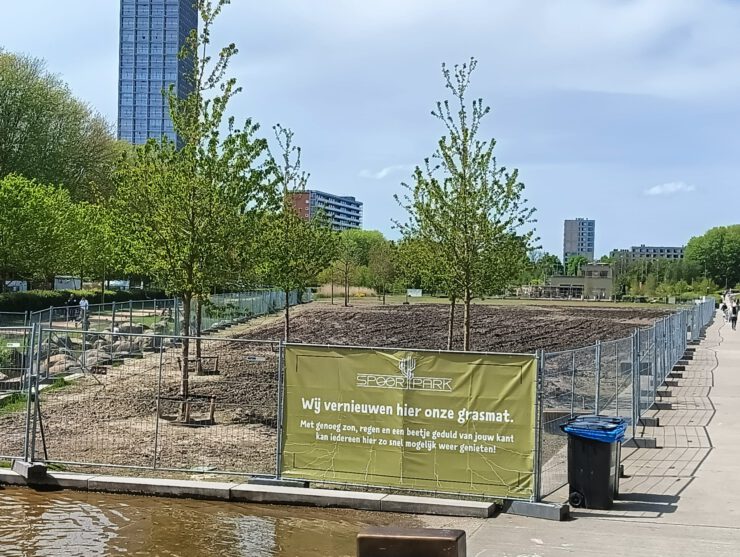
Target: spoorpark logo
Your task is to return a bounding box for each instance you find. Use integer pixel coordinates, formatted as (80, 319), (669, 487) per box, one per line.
(356, 354), (453, 392)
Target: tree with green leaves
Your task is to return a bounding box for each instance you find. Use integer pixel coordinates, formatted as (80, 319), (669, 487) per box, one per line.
(566, 255), (588, 276)
(368, 240), (397, 304)
(333, 231), (363, 307)
(685, 225), (740, 289)
(0, 51), (123, 201)
(67, 201), (120, 301)
(396, 58), (535, 350)
(532, 252), (564, 281)
(0, 175), (73, 290)
(115, 1), (272, 418)
(261, 125), (337, 340)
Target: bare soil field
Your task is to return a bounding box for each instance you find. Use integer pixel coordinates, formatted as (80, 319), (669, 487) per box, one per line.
(238, 303), (672, 353)
(0, 302), (671, 479)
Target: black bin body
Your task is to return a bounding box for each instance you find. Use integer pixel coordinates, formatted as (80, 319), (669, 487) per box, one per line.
(567, 434), (621, 510)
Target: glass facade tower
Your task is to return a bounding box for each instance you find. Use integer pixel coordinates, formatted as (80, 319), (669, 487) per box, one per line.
(117, 0), (197, 144)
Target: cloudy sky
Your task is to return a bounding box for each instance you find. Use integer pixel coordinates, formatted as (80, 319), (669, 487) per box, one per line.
(2, 0), (739, 257)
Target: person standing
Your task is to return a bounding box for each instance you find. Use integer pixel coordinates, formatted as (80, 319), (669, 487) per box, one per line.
(79, 296), (89, 318)
(732, 302), (738, 331)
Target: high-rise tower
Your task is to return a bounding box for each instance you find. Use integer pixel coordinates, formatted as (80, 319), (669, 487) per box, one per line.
(117, 0), (197, 144)
(563, 218), (595, 267)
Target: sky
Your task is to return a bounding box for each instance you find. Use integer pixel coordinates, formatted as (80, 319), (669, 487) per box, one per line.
(2, 0), (739, 258)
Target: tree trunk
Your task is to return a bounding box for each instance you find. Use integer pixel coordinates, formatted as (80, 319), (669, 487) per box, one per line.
(344, 264), (350, 307)
(382, 285), (386, 305)
(195, 296), (202, 375)
(284, 289), (291, 341)
(447, 295), (456, 351)
(180, 293), (191, 421)
(463, 290), (472, 351)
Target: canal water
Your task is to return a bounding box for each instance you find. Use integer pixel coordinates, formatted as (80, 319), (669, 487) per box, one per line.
(0, 487), (421, 556)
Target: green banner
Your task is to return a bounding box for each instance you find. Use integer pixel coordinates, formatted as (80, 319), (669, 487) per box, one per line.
(281, 346), (538, 498)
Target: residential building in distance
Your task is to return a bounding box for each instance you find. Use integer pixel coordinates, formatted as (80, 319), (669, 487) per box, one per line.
(287, 190), (363, 231)
(117, 0), (198, 145)
(519, 263), (613, 300)
(610, 245), (685, 261)
(563, 218), (595, 267)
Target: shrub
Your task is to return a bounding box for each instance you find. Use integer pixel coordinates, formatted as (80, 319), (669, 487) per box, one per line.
(0, 288), (167, 313)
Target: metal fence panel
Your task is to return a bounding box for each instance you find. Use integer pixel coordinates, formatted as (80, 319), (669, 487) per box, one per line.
(536, 299), (715, 500)
(0, 326), (34, 461)
(28, 328), (280, 476)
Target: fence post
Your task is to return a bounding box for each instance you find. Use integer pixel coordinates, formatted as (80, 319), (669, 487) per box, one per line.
(129, 300), (133, 330)
(22, 324), (38, 462)
(111, 301), (117, 331)
(614, 341), (619, 417)
(570, 351), (576, 416)
(275, 341), (285, 479)
(631, 330), (639, 439)
(47, 306), (53, 329)
(82, 327), (87, 372)
(533, 349), (545, 502)
(153, 338), (165, 470)
(174, 297), (180, 337)
(594, 340), (602, 415)
(28, 326), (44, 463)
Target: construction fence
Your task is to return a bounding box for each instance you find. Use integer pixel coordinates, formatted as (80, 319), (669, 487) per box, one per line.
(20, 289), (309, 335)
(0, 297), (715, 503)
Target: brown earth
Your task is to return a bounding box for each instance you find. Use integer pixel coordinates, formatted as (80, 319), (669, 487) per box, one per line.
(238, 303), (671, 353)
(0, 302), (671, 478)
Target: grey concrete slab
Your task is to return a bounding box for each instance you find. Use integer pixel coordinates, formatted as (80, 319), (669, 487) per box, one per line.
(230, 483), (385, 511)
(11, 461), (47, 483)
(380, 494), (495, 517)
(501, 499), (569, 521)
(0, 469), (26, 486)
(88, 475), (238, 500)
(43, 472), (96, 490)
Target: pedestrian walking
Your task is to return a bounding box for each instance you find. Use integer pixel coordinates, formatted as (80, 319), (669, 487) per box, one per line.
(732, 303), (738, 331)
(721, 300), (728, 322)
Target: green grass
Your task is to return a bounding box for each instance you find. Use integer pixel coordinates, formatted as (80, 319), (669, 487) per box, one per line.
(0, 460), (11, 468)
(0, 378), (70, 416)
(0, 393), (28, 416)
(45, 377), (69, 392)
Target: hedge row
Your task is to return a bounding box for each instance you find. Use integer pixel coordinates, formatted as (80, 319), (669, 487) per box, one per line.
(0, 289), (168, 313)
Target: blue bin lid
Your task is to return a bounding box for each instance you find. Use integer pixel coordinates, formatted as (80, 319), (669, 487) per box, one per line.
(560, 415), (627, 442)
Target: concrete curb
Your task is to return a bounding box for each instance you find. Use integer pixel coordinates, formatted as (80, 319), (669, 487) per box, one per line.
(501, 500), (569, 521)
(0, 469), (503, 519)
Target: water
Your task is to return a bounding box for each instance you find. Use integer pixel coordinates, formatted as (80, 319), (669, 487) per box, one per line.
(0, 487), (419, 557)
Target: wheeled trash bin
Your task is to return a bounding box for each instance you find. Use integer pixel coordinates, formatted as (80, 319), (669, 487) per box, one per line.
(560, 415), (627, 510)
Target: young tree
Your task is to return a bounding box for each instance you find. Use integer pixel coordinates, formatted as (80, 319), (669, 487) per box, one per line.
(368, 240), (397, 304)
(261, 125), (337, 340)
(396, 58), (535, 350)
(115, 1), (272, 418)
(333, 232), (363, 307)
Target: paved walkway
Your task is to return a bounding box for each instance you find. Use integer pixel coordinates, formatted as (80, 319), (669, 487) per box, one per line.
(427, 313), (740, 555)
